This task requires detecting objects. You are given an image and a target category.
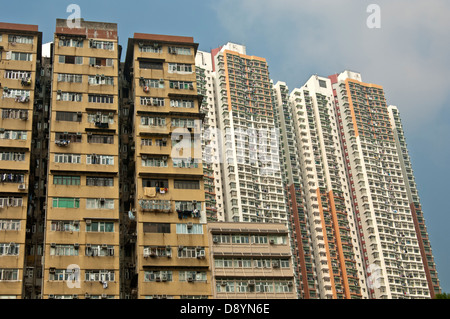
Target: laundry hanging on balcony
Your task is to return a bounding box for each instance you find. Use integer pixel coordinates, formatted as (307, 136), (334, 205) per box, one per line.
(144, 187), (156, 197)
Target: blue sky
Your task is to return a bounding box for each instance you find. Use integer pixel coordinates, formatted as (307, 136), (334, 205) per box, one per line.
(2, 0), (449, 294)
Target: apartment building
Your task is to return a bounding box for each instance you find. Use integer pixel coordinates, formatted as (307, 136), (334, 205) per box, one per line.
(42, 19), (121, 299)
(272, 81), (318, 299)
(0, 22), (42, 299)
(195, 50), (225, 222)
(388, 105), (441, 297)
(208, 221), (296, 299)
(123, 33), (212, 299)
(330, 70), (432, 298)
(212, 43), (286, 224)
(275, 76), (368, 299)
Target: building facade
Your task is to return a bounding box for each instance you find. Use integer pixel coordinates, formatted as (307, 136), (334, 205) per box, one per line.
(123, 33), (212, 299)
(388, 105), (441, 297)
(43, 19), (121, 299)
(208, 221), (296, 298)
(195, 50), (225, 222)
(330, 70), (434, 298)
(212, 43), (286, 224)
(0, 22), (42, 299)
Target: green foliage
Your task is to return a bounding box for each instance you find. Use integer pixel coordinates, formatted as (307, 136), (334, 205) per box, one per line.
(434, 292), (450, 299)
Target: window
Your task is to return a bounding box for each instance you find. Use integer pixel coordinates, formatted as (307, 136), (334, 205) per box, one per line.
(0, 199), (23, 208)
(52, 197), (80, 208)
(88, 75), (114, 85)
(142, 179), (168, 188)
(86, 221), (115, 233)
(171, 118), (198, 128)
(1, 109), (28, 120)
(88, 94), (114, 104)
(89, 57), (113, 67)
(0, 220), (21, 231)
(54, 153), (81, 164)
(2, 89), (30, 99)
(169, 80), (194, 90)
(0, 269), (19, 281)
(89, 40), (114, 50)
(143, 246), (171, 258)
(0, 173), (24, 183)
(140, 97), (165, 106)
(168, 46), (191, 55)
(141, 157), (167, 167)
(251, 235), (268, 244)
(55, 132), (81, 143)
(178, 247), (205, 259)
(0, 130), (27, 140)
(179, 271), (207, 282)
(232, 235), (250, 244)
(53, 175), (80, 186)
(172, 158), (200, 168)
(174, 180), (200, 189)
(86, 177), (114, 187)
(55, 111), (81, 122)
(170, 99), (194, 109)
(141, 116), (166, 126)
(143, 223), (170, 233)
(0, 151), (25, 162)
(50, 221), (79, 232)
(49, 244), (78, 256)
(139, 45), (162, 53)
(59, 38), (83, 47)
(4, 70), (31, 80)
(87, 112), (114, 124)
(86, 154), (114, 165)
(59, 55), (83, 64)
(10, 52), (32, 61)
(141, 138), (152, 146)
(319, 79), (327, 88)
(144, 270), (172, 282)
(86, 198), (114, 209)
(49, 269), (72, 281)
(85, 270), (115, 282)
(176, 223), (203, 234)
(85, 244), (115, 257)
(212, 234), (231, 244)
(0, 243), (19, 256)
(139, 61), (163, 70)
(142, 78), (164, 89)
(9, 35), (33, 44)
(57, 73), (82, 83)
(168, 63), (193, 73)
(57, 92), (82, 102)
(87, 134), (114, 144)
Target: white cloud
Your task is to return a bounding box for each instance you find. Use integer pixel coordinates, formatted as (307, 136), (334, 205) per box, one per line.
(212, 0), (450, 131)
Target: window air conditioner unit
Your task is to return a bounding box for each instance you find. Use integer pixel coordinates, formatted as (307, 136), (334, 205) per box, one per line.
(187, 222), (193, 229)
(86, 219), (92, 225)
(74, 243), (79, 249)
(48, 294), (55, 299)
(50, 243), (56, 247)
(72, 294), (78, 299)
(18, 184), (26, 190)
(85, 293), (91, 299)
(162, 156), (168, 160)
